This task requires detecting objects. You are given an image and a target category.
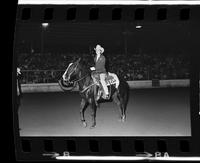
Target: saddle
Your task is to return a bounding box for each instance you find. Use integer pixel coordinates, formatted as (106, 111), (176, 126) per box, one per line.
(91, 72), (119, 101)
(92, 72), (117, 85)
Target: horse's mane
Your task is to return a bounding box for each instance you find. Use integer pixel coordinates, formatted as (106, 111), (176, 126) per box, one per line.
(78, 57), (91, 74)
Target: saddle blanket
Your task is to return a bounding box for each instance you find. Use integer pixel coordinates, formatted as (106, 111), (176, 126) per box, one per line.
(92, 72), (119, 87)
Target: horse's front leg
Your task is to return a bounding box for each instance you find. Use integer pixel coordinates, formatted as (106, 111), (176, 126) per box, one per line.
(90, 100), (97, 129)
(80, 98), (89, 128)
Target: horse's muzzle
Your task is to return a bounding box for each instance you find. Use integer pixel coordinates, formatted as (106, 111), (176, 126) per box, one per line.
(58, 78), (73, 91)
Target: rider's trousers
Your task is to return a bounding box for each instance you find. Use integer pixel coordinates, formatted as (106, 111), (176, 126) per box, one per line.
(99, 73), (109, 95)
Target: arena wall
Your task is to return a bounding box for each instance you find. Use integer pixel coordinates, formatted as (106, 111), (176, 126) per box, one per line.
(21, 79), (190, 93)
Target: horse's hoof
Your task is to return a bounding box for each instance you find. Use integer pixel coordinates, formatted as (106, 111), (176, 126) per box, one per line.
(118, 116), (126, 122)
(121, 118), (126, 122)
(90, 124), (96, 129)
(121, 116), (126, 122)
(82, 121), (87, 128)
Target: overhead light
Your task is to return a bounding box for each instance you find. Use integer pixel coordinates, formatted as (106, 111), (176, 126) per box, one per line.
(136, 25), (142, 29)
(42, 23), (49, 28)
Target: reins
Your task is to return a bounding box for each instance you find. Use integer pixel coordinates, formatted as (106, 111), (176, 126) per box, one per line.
(72, 74), (97, 93)
(70, 73), (96, 93)
(71, 74), (88, 83)
(65, 60), (96, 93)
(80, 83), (96, 93)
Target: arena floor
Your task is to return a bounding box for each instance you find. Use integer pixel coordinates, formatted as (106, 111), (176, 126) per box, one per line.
(18, 88), (191, 137)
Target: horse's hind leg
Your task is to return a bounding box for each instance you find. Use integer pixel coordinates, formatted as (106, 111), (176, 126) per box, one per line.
(119, 94), (126, 122)
(113, 93), (125, 122)
(90, 100), (97, 129)
(121, 103), (126, 122)
(80, 98), (89, 128)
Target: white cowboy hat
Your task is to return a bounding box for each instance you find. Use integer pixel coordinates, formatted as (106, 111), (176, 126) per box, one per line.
(94, 44), (104, 54)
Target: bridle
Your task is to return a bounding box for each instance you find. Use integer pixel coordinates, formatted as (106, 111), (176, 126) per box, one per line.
(63, 59), (96, 93)
(63, 61), (79, 83)
(63, 61), (90, 91)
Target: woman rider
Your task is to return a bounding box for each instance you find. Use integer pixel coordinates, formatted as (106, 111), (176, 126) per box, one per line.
(90, 44), (109, 99)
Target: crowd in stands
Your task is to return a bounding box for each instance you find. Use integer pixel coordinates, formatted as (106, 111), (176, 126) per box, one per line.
(18, 52), (190, 84)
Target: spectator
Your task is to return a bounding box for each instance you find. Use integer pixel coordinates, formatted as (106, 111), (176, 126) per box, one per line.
(18, 52), (190, 83)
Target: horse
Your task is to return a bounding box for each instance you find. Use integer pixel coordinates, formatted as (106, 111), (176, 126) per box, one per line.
(58, 58), (129, 129)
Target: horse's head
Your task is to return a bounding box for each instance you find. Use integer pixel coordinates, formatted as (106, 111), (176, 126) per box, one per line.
(62, 58), (81, 86)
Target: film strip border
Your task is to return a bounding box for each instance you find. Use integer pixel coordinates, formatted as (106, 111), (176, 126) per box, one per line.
(17, 5), (200, 22)
(17, 137), (198, 160)
(14, 5), (200, 160)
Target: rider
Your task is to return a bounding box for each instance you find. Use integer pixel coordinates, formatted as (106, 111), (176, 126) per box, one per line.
(16, 67), (23, 110)
(90, 44), (109, 99)
(17, 67), (22, 96)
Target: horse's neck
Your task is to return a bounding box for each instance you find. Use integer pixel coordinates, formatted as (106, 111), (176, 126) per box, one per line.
(77, 68), (91, 91)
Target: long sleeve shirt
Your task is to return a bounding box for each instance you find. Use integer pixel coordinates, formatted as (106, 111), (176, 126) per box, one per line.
(94, 54), (106, 73)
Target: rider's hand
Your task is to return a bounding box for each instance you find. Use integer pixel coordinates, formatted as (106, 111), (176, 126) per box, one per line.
(90, 67), (95, 71)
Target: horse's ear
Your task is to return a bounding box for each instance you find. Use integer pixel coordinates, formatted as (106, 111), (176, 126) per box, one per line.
(77, 57), (81, 62)
(75, 57), (81, 64)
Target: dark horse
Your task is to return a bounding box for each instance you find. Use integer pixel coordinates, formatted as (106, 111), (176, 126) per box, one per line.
(58, 58), (129, 129)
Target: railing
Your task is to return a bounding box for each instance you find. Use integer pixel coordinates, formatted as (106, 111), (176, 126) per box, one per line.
(21, 70), (65, 84)
(20, 69), (189, 84)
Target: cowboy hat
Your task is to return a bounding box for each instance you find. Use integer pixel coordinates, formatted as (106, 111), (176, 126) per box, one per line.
(94, 44), (104, 54)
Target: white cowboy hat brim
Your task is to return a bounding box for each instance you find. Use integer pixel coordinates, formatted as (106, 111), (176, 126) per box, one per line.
(94, 47), (104, 53)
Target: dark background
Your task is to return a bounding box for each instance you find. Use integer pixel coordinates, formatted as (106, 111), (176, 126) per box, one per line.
(15, 22), (190, 55)
(10, 0), (19, 162)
